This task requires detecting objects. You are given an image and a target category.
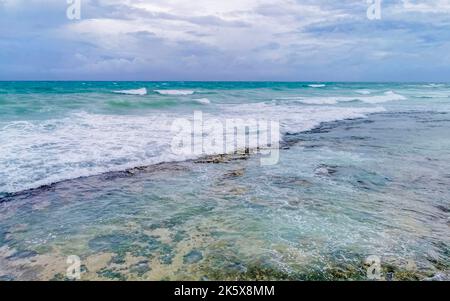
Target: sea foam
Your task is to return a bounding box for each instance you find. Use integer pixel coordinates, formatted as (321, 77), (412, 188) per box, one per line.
(194, 98), (211, 104)
(154, 90), (195, 96)
(113, 88), (148, 95)
(0, 104), (384, 194)
(280, 91), (406, 105)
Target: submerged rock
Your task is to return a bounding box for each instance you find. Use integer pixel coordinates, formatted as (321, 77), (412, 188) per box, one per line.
(146, 236), (163, 251)
(184, 250), (204, 264)
(271, 176), (313, 188)
(88, 232), (165, 260)
(160, 253), (175, 265)
(6, 250), (38, 260)
(171, 231), (188, 243)
(0, 275), (15, 281)
(425, 272), (450, 281)
(195, 153), (250, 164)
(97, 268), (127, 281)
(50, 273), (71, 281)
(315, 165), (338, 176)
(9, 223), (28, 234)
(0, 230), (8, 245)
(436, 205), (450, 213)
(226, 262), (248, 274)
(224, 168), (245, 178)
(148, 217), (185, 230)
(159, 244), (175, 265)
(130, 260), (151, 276)
(88, 233), (131, 252)
(109, 253), (126, 265)
(204, 259), (297, 281)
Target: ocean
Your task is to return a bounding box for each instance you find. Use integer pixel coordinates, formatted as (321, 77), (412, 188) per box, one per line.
(0, 82), (449, 280)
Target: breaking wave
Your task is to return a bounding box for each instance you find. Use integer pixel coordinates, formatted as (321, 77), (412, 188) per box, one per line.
(154, 90), (196, 96)
(0, 104), (384, 194)
(113, 88), (148, 95)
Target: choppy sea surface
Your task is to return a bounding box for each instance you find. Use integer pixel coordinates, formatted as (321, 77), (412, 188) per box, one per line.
(0, 82), (449, 280)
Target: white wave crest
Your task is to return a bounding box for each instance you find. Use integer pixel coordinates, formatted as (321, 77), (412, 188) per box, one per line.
(308, 84), (326, 88)
(113, 88), (147, 95)
(423, 83), (445, 88)
(358, 91), (407, 103)
(279, 91), (406, 105)
(194, 98), (211, 104)
(0, 104), (384, 194)
(154, 90), (195, 96)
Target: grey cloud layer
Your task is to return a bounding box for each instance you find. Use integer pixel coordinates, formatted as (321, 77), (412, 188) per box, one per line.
(0, 0), (449, 80)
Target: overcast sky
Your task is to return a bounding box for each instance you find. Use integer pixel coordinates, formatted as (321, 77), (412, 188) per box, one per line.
(0, 0), (449, 81)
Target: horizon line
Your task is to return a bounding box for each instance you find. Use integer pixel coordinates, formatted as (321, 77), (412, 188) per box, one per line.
(0, 80), (449, 84)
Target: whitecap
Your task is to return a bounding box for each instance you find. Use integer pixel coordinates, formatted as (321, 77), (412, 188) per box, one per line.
(423, 83), (445, 88)
(296, 98), (338, 105)
(308, 84), (326, 88)
(194, 98), (211, 104)
(221, 102), (385, 135)
(154, 90), (195, 96)
(113, 88), (147, 95)
(277, 91), (406, 105)
(358, 91), (406, 103)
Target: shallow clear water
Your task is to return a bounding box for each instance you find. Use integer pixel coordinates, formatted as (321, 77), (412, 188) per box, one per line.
(0, 82), (449, 280)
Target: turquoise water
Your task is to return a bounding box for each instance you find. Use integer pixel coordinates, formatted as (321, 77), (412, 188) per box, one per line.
(0, 82), (449, 280)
